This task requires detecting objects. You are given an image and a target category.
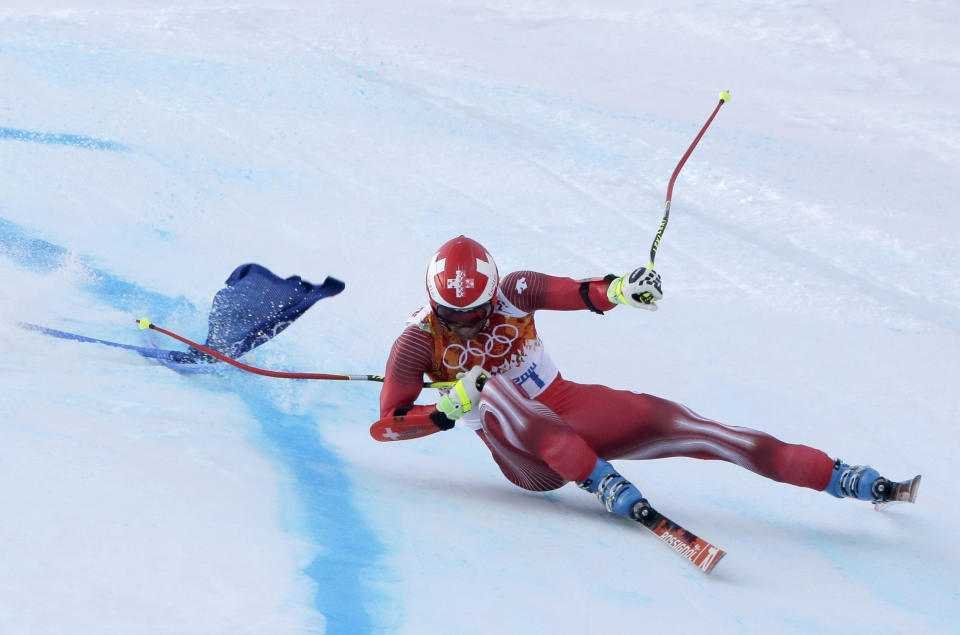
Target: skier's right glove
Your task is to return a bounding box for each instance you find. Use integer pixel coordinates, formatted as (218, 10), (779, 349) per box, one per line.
(607, 267), (663, 310)
(436, 365), (488, 421)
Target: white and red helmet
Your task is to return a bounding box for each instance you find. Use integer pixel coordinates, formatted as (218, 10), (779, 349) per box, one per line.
(426, 236), (499, 320)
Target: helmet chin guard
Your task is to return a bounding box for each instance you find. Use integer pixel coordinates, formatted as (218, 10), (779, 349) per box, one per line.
(426, 236), (499, 311)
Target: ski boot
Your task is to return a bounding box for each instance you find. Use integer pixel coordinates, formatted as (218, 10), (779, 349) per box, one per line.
(577, 458), (645, 518)
(825, 459), (921, 510)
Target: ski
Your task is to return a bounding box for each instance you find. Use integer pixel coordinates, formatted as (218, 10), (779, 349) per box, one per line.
(630, 500), (726, 574)
(874, 474), (921, 511)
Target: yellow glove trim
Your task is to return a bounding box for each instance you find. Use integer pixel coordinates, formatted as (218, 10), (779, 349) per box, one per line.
(606, 275), (628, 305)
(455, 381), (474, 413)
(437, 376), (477, 419)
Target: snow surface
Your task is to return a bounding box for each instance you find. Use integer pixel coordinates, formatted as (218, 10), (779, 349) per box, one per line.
(2, 1), (959, 633)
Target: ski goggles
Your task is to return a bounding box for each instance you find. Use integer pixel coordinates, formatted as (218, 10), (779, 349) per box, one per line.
(434, 301), (494, 328)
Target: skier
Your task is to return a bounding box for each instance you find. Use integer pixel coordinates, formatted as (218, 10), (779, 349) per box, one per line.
(379, 235), (919, 522)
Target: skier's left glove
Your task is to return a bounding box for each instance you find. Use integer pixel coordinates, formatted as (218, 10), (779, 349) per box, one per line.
(436, 365), (488, 421)
(607, 267), (663, 310)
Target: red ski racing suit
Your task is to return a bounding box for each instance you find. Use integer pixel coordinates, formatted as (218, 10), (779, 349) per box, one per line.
(380, 270), (834, 492)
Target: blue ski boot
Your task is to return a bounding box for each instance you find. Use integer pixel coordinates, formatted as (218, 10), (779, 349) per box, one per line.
(825, 459), (921, 508)
(825, 460), (881, 501)
(577, 458), (645, 517)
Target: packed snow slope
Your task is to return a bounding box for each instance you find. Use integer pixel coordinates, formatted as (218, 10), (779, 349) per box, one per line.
(2, 2), (958, 633)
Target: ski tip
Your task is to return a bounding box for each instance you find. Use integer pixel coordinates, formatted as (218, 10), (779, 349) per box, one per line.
(702, 549), (726, 575)
(873, 474), (921, 511)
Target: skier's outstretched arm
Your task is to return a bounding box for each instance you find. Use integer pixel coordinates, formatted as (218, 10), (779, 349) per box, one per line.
(499, 267), (662, 314)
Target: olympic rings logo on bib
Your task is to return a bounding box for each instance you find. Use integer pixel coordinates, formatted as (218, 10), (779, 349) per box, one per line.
(442, 323), (521, 372)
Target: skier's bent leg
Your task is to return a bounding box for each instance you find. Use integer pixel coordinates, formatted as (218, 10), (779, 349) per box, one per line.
(477, 376), (598, 484)
(478, 376), (645, 516)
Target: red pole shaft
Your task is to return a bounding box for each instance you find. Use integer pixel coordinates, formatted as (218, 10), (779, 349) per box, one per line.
(648, 94), (729, 268)
(665, 98), (726, 204)
(143, 320), (355, 380)
(136, 319), (453, 388)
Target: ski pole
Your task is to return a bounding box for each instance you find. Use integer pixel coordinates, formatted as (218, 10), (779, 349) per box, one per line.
(647, 90), (730, 268)
(136, 318), (454, 388)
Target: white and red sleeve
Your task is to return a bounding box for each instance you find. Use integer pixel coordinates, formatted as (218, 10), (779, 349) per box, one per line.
(379, 324), (437, 419)
(500, 270), (616, 314)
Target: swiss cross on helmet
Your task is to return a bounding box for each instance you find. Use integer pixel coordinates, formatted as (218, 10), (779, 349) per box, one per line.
(426, 236), (499, 312)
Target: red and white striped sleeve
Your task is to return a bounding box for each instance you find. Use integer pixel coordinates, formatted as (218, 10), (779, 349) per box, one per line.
(379, 324), (436, 418)
(500, 270), (616, 314)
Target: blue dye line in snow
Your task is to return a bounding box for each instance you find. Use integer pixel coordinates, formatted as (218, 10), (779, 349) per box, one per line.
(19, 322), (177, 359)
(17, 323), (227, 377)
(0, 126), (130, 151)
(242, 391), (386, 635)
(0, 216), (193, 322)
(1, 217), (385, 633)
